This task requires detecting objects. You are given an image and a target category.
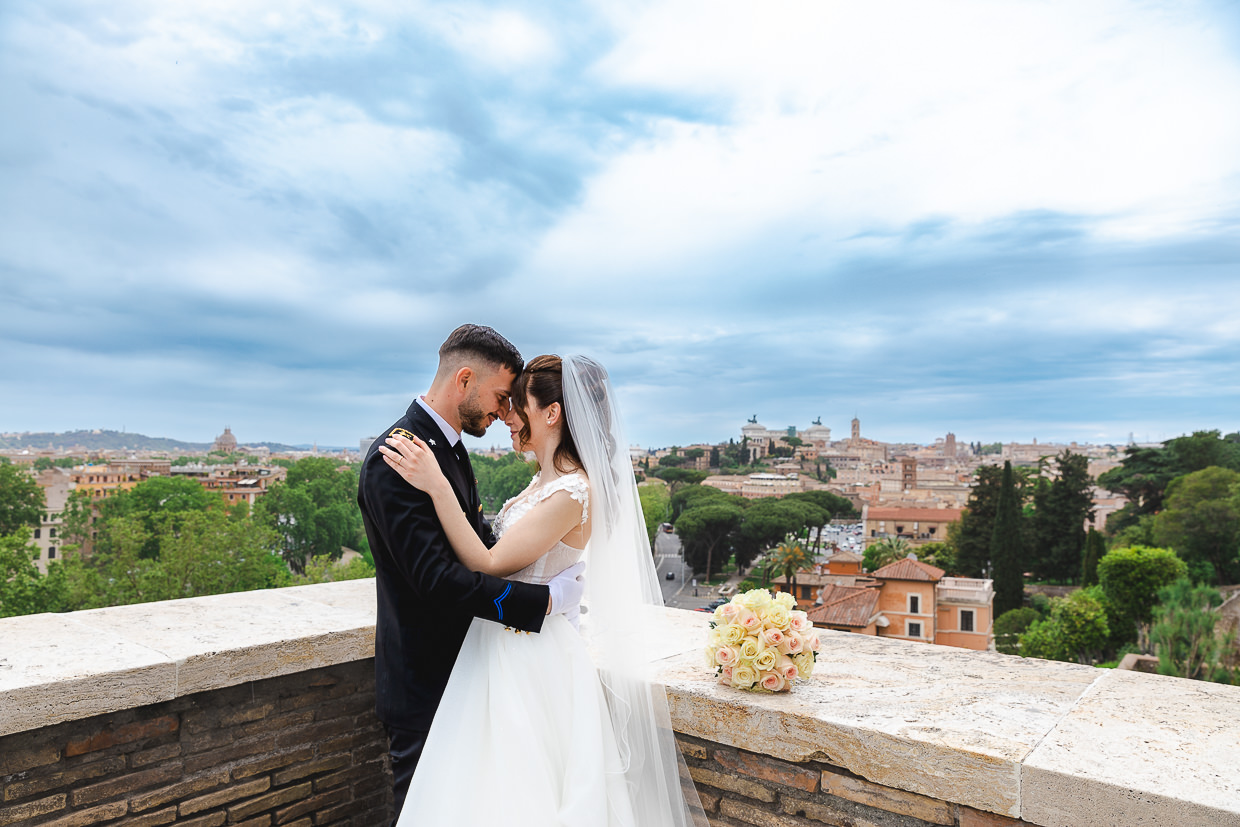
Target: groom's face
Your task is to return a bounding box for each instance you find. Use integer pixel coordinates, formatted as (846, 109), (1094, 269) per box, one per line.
(458, 365), (516, 438)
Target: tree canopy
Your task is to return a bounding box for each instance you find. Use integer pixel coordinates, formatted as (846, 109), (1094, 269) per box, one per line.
(0, 463), (46, 536)
(1152, 466), (1240, 584)
(254, 458), (366, 572)
(1028, 451), (1094, 583)
(473, 452), (536, 513)
(674, 503), (743, 581)
(1099, 430), (1240, 533)
(1096, 545), (1187, 648)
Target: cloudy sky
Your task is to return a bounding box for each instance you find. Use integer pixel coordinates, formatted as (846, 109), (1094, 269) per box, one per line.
(2, 0), (1239, 450)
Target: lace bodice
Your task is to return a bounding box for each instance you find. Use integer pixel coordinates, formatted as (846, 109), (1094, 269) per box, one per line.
(493, 472), (589, 585)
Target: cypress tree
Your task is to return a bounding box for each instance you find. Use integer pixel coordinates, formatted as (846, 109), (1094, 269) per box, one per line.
(991, 461), (1026, 615)
(1081, 528), (1105, 587)
(955, 465), (1005, 578)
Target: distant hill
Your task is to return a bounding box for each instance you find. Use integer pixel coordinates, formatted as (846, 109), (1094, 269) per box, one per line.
(0, 430), (339, 454)
(0, 430), (208, 452)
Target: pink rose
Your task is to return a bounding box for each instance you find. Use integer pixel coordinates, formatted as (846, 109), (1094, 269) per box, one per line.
(784, 633), (804, 655)
(737, 608), (761, 633)
(761, 628), (785, 649)
(718, 666), (734, 685)
(805, 632), (820, 652)
(779, 656), (799, 682)
(759, 671), (787, 692)
(715, 645), (739, 667)
(718, 603), (740, 623)
(788, 612), (810, 633)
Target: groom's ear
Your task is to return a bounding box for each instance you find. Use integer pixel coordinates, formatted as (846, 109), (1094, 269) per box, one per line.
(454, 366), (474, 393)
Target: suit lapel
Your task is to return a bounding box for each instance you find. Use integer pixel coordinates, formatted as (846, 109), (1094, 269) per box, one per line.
(406, 404), (475, 524)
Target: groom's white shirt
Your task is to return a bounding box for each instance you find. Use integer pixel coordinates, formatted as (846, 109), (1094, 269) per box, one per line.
(416, 395), (462, 448)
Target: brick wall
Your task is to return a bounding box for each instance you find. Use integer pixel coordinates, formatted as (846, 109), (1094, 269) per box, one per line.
(0, 660), (390, 827)
(677, 734), (1031, 827)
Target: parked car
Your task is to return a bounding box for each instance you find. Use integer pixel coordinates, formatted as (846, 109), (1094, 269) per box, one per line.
(665, 571), (675, 580)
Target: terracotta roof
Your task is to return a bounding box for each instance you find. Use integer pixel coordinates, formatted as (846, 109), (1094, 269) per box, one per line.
(870, 557), (946, 582)
(773, 572), (871, 588)
(828, 549), (863, 563)
(808, 587), (880, 628)
(865, 507), (964, 523)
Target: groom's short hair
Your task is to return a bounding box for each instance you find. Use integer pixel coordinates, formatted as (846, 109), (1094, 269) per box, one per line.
(437, 324), (523, 377)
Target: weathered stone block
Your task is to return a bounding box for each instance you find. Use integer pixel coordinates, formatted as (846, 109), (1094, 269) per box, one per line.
(129, 742), (182, 769)
(128, 770), (230, 813)
(231, 747), (316, 782)
(1022, 669), (1240, 827)
(778, 795), (885, 827)
(722, 797), (817, 826)
(178, 812), (227, 827)
(179, 777), (271, 816)
(819, 769), (952, 824)
(3, 756), (124, 801)
(182, 735), (276, 775)
(957, 806), (1031, 827)
(715, 748), (820, 793)
(226, 781), (313, 822)
(64, 715), (179, 758)
(70, 763), (181, 806)
(122, 806), (178, 827)
(0, 742), (61, 775)
(270, 756), (350, 787)
(689, 766), (776, 803)
(275, 787), (350, 825)
(0, 793), (67, 826)
(37, 800), (128, 827)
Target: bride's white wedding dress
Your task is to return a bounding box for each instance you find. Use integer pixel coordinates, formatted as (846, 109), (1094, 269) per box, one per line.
(397, 472), (639, 826)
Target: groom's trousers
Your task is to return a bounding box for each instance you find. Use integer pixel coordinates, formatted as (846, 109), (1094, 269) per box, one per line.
(386, 725), (430, 826)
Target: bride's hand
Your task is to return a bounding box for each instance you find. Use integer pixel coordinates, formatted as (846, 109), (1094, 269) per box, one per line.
(379, 433), (451, 496)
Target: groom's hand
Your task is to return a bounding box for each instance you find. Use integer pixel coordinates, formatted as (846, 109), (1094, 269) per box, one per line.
(547, 561), (586, 630)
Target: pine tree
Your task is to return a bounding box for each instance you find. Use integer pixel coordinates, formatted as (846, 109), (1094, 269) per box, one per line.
(991, 461), (1026, 615)
(955, 465), (1006, 577)
(1081, 528), (1104, 587)
(1029, 451), (1095, 583)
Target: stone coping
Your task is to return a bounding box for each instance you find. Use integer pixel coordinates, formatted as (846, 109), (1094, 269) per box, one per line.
(2, 581), (1237, 827)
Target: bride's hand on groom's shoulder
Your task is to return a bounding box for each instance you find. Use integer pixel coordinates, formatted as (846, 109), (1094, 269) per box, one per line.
(379, 433), (450, 496)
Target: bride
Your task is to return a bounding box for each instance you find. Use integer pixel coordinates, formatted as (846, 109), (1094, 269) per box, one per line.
(378, 354), (704, 827)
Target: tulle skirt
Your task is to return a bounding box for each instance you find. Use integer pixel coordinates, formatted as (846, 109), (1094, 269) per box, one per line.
(397, 615), (638, 827)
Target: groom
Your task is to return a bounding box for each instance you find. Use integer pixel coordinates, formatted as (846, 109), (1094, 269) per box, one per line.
(357, 324), (585, 823)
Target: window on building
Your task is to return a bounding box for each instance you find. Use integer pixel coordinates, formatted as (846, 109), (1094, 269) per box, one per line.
(908, 594), (920, 614)
(34, 528), (41, 539)
(907, 621), (922, 638)
(960, 609), (975, 632)
(48, 547), (56, 560)
(49, 528), (56, 537)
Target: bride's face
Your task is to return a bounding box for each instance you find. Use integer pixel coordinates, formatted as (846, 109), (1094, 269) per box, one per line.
(505, 395), (558, 454)
(503, 403), (527, 452)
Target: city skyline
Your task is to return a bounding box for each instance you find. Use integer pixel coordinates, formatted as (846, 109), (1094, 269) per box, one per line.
(3, 0), (1239, 449)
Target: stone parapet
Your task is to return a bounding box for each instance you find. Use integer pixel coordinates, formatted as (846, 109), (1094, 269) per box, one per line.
(2, 581), (1238, 827)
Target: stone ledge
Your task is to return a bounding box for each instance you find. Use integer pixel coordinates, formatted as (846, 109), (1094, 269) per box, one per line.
(2, 580), (1238, 827)
(0, 581), (375, 738)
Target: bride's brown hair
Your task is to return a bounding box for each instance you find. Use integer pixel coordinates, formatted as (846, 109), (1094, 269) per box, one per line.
(512, 355), (583, 475)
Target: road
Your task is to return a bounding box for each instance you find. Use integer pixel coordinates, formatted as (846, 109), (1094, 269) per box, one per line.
(652, 530), (716, 610)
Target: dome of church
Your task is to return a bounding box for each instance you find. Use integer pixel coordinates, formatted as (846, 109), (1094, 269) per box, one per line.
(741, 420), (767, 434)
(212, 427), (238, 453)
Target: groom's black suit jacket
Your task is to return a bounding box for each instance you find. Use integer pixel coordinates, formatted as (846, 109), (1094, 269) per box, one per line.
(358, 400), (548, 731)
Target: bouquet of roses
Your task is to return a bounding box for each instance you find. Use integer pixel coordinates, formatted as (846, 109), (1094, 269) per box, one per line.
(705, 588), (820, 692)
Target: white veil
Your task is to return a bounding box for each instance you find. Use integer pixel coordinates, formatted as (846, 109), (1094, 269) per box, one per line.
(561, 355), (707, 827)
